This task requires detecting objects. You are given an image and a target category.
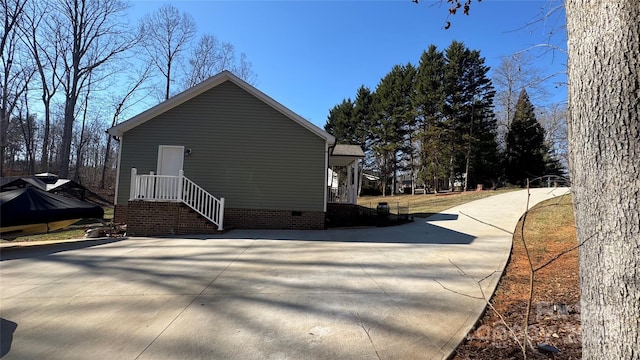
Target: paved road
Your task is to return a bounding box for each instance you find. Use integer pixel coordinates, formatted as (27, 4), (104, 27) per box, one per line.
(0, 188), (569, 360)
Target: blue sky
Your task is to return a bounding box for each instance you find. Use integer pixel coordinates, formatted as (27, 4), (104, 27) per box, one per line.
(129, 0), (567, 129)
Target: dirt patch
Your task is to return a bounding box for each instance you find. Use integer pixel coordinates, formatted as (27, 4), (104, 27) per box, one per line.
(453, 194), (581, 359)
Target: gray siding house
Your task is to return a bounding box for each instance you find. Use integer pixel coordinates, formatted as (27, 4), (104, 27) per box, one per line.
(108, 71), (340, 235)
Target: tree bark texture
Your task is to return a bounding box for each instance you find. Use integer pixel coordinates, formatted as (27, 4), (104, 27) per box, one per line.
(566, 1), (639, 358)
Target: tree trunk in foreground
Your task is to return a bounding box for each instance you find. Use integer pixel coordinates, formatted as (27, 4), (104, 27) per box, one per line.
(566, 1), (640, 358)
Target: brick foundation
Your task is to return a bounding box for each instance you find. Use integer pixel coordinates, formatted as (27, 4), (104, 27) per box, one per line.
(125, 201), (220, 236)
(123, 201), (325, 236)
(224, 208), (325, 230)
(113, 204), (128, 224)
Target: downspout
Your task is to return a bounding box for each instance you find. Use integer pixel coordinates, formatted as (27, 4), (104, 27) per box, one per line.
(113, 134), (123, 206)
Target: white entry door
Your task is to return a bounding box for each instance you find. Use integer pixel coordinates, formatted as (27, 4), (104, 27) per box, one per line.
(157, 145), (184, 176)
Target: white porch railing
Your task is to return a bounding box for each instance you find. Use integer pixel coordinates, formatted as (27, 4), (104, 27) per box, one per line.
(328, 185), (356, 204)
(130, 168), (224, 231)
(328, 186), (346, 203)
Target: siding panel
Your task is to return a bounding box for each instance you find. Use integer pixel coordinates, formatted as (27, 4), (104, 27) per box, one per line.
(117, 81), (327, 212)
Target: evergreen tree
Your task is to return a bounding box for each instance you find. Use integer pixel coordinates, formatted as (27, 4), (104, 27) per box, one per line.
(352, 85), (375, 152)
(544, 150), (565, 178)
(463, 55), (500, 189)
(352, 85), (376, 174)
(397, 64), (419, 192)
(504, 89), (547, 185)
(325, 98), (355, 144)
(325, 87), (376, 149)
(468, 98), (500, 188)
(325, 42), (499, 193)
(414, 45), (448, 191)
(371, 63), (416, 195)
(442, 41), (499, 190)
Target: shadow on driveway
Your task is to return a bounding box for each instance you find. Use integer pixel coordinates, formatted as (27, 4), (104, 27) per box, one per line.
(177, 215), (475, 245)
(1, 318), (17, 357)
(0, 238), (125, 261)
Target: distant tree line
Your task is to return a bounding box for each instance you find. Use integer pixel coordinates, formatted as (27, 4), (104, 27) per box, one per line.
(0, 0), (256, 189)
(325, 41), (565, 195)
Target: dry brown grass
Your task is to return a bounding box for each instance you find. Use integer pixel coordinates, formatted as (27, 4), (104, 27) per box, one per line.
(454, 193), (581, 359)
(358, 188), (519, 218)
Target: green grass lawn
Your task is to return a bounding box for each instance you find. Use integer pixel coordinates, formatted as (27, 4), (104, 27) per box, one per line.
(0, 206), (114, 243)
(358, 188), (520, 218)
(103, 206), (114, 220)
(1, 228), (89, 243)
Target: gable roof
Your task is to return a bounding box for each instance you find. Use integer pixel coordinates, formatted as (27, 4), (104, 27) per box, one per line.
(331, 144), (365, 158)
(329, 144), (365, 167)
(107, 71), (335, 144)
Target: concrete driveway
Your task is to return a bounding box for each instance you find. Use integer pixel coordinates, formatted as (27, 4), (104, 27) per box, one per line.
(0, 188), (569, 360)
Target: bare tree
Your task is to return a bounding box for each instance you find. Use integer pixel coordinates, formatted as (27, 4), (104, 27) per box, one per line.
(216, 41), (235, 74)
(185, 34), (220, 87)
(55, 0), (135, 179)
(233, 52), (257, 85)
(492, 53), (548, 148)
(101, 62), (152, 189)
(19, 0), (62, 173)
(16, 87), (36, 174)
(538, 103), (568, 169)
(72, 69), (93, 183)
(47, 103), (65, 171)
(3, 111), (22, 170)
(0, 0), (29, 176)
(185, 34), (257, 87)
(78, 116), (105, 187)
(139, 3), (196, 100)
